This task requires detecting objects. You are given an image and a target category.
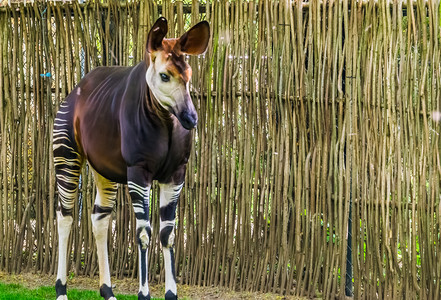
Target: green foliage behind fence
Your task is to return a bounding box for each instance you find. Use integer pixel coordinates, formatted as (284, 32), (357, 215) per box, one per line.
(0, 1), (440, 299)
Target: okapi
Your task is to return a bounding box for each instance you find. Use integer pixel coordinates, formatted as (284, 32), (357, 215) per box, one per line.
(53, 18), (210, 300)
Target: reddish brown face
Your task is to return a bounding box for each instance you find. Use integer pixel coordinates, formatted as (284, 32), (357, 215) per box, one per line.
(145, 18), (210, 130)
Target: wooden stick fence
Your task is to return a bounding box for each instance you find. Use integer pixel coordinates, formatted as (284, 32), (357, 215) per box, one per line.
(0, 1), (440, 298)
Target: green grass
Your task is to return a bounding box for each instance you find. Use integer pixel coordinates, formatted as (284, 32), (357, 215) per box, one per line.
(0, 282), (162, 300)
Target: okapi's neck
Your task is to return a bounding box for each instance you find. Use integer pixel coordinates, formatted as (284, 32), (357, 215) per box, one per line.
(143, 54), (173, 125)
(145, 89), (172, 124)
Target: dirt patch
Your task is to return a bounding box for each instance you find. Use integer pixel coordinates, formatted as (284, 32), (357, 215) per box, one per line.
(0, 271), (303, 299)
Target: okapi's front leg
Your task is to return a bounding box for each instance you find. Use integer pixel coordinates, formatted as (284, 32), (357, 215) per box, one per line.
(128, 167), (152, 300)
(158, 182), (183, 300)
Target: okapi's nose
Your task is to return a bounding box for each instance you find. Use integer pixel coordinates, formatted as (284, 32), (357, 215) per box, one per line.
(179, 110), (198, 130)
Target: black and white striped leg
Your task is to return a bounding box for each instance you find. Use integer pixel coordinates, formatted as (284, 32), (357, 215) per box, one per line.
(159, 182), (183, 300)
(128, 167), (152, 300)
(53, 111), (82, 300)
(91, 170), (118, 300)
(55, 167), (79, 300)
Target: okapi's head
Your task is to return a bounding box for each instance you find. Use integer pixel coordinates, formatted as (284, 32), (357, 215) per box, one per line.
(145, 17), (210, 130)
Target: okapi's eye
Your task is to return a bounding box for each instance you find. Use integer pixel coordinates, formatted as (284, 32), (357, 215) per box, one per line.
(160, 73), (170, 82)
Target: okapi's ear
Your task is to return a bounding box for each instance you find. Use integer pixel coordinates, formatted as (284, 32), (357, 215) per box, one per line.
(147, 17), (168, 53)
(179, 21), (210, 55)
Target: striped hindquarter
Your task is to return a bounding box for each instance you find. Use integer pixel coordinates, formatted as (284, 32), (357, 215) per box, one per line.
(53, 102), (82, 216)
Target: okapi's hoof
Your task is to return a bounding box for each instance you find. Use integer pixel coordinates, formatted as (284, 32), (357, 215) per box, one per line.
(138, 291), (151, 300)
(100, 284), (116, 300)
(165, 290), (178, 300)
(55, 279), (67, 299)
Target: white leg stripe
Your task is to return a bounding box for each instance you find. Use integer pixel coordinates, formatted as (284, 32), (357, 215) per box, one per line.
(132, 203), (144, 214)
(56, 110), (70, 114)
(92, 214), (112, 287)
(128, 181), (150, 198)
(159, 220), (175, 231)
(56, 211), (73, 286)
(136, 219), (151, 230)
(55, 117), (70, 122)
(159, 182), (183, 207)
(163, 248), (177, 294)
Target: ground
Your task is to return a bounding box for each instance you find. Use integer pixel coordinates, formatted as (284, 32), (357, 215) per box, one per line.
(0, 271), (304, 299)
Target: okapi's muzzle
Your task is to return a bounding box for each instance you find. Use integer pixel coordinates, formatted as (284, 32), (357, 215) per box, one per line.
(173, 96), (198, 130)
(178, 109), (198, 130)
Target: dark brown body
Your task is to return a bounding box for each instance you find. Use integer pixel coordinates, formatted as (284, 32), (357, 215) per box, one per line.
(64, 61), (192, 184)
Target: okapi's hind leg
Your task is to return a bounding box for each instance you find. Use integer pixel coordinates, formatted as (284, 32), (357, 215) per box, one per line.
(159, 182), (183, 300)
(53, 111), (83, 300)
(91, 170), (118, 300)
